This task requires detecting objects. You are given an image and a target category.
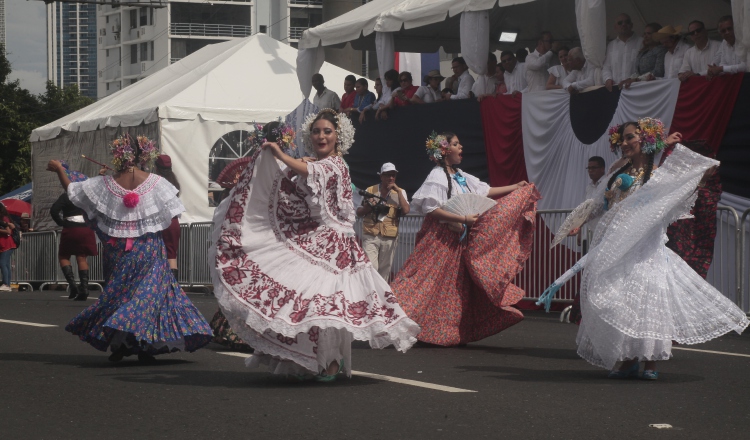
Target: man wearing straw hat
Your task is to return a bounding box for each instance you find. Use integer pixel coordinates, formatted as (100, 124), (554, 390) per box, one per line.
(652, 25), (688, 80)
(412, 70), (444, 104)
(356, 163), (410, 282)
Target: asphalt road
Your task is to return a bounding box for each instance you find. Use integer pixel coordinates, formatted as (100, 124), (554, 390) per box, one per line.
(1, 290), (748, 440)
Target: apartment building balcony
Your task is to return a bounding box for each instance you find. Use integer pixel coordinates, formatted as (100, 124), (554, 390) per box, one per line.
(289, 0), (323, 6)
(170, 23), (252, 38)
(289, 27), (308, 41)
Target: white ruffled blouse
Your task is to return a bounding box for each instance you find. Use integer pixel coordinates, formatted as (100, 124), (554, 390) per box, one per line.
(411, 167), (490, 215)
(67, 173), (185, 238)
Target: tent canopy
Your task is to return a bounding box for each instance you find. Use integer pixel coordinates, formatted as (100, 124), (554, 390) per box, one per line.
(299, 0), (733, 53)
(0, 183), (33, 203)
(31, 34), (360, 142)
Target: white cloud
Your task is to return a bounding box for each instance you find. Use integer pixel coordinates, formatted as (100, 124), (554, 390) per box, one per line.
(9, 68), (47, 95)
(5, 0), (48, 93)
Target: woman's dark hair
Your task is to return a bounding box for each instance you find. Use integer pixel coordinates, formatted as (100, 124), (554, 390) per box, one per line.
(154, 162), (180, 195)
(438, 132), (457, 199)
(384, 69), (399, 85)
(263, 120), (281, 143)
(355, 78), (368, 88)
(399, 71), (413, 82)
(0, 202), (8, 218)
(607, 121), (655, 190)
(645, 22), (662, 34)
(345, 74), (356, 83)
(312, 110), (339, 130)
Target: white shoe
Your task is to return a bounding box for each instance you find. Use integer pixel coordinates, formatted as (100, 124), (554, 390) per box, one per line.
(0, 285), (11, 291)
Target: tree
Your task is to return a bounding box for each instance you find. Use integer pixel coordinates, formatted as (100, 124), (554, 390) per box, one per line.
(0, 45), (94, 194)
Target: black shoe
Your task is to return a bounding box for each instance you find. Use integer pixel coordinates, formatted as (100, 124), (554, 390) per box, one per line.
(61, 265), (78, 299)
(75, 269), (89, 301)
(170, 268), (179, 282)
(108, 345), (130, 362)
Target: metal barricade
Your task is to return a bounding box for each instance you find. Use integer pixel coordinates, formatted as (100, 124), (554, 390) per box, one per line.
(706, 206), (742, 308)
(189, 222), (215, 287)
(10, 231), (57, 289)
(740, 208), (750, 313)
(177, 223), (192, 286)
(41, 231), (104, 292)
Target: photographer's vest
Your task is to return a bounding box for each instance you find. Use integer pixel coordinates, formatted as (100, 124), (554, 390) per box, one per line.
(362, 184), (401, 238)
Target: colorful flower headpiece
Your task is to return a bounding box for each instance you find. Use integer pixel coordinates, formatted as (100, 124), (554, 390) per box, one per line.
(425, 131), (450, 162)
(109, 134), (159, 171)
(608, 117), (667, 156)
(299, 108), (356, 156)
(247, 119), (296, 154)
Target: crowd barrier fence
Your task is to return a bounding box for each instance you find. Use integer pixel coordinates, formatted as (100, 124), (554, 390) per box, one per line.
(7, 207), (748, 314)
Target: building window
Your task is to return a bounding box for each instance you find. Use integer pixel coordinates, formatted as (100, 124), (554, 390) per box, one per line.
(259, 25), (267, 34)
(150, 7), (154, 25)
(150, 41), (155, 61)
(140, 42), (148, 61)
(130, 10), (137, 29)
(131, 44), (137, 64)
(107, 83), (110, 91)
(106, 16), (109, 24)
(106, 49), (110, 57)
(140, 8), (149, 26)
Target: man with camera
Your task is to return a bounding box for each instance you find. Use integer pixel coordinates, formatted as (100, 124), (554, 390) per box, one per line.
(356, 163), (410, 282)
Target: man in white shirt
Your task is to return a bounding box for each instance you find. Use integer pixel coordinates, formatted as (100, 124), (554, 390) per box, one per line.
(562, 47), (596, 93)
(584, 156), (606, 235)
(444, 57), (474, 100)
(708, 15), (747, 79)
(679, 20), (721, 80)
(501, 51), (527, 94)
(311, 74), (341, 110)
(603, 13), (643, 91)
(652, 25), (688, 79)
(525, 31), (562, 92)
(411, 70), (444, 104)
(471, 53), (498, 101)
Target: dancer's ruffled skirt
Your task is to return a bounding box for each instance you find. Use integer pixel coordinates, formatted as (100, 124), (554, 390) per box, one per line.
(65, 232), (213, 355)
(391, 185), (540, 346)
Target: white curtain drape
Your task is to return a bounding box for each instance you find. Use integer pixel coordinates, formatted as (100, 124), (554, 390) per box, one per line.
(732, 0), (750, 62)
(375, 32), (395, 79)
(522, 79), (681, 212)
(575, 0), (606, 84)
(296, 46), (326, 98)
(459, 10), (490, 75)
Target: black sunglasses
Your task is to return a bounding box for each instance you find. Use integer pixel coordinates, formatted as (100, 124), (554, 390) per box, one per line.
(687, 28), (705, 36)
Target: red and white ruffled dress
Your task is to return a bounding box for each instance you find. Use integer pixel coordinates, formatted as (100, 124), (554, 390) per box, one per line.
(210, 149), (419, 376)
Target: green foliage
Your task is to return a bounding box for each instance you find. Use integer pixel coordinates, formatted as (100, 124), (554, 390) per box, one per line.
(0, 44), (94, 195)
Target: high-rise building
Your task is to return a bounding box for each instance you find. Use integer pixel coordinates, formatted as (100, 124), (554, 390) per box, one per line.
(95, 1), (366, 99)
(1, 0), (6, 48)
(47, 2), (98, 99)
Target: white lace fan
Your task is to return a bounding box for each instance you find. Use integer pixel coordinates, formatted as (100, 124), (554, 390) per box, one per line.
(440, 193), (496, 216)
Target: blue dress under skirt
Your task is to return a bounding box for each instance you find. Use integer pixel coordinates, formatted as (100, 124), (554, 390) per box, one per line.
(65, 231), (213, 355)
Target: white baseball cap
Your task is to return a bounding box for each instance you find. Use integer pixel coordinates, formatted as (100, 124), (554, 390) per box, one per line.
(378, 162), (398, 174)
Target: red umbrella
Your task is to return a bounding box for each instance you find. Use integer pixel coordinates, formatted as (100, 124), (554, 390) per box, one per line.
(1, 199), (32, 217)
(215, 157), (253, 189)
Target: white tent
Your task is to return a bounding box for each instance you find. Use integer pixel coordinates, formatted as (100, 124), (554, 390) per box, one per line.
(30, 34), (360, 230)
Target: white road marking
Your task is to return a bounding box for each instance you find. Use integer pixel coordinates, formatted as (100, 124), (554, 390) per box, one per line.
(216, 352), (477, 393)
(673, 347), (750, 358)
(0, 319), (58, 328)
(59, 296), (99, 300)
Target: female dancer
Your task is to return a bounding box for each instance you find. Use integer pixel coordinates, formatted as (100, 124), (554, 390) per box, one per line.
(50, 164), (98, 300)
(542, 119), (748, 379)
(153, 154), (181, 280)
(47, 135), (213, 362)
(210, 109), (419, 380)
(390, 132), (540, 346)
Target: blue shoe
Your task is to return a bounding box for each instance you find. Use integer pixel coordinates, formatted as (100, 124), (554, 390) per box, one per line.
(641, 370), (659, 380)
(316, 359), (344, 382)
(607, 362), (639, 379)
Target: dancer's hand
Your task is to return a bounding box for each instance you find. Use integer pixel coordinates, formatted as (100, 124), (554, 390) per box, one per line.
(515, 181), (529, 189)
(464, 214), (479, 227)
(569, 227), (581, 236)
(46, 160), (63, 172)
(666, 132), (682, 146)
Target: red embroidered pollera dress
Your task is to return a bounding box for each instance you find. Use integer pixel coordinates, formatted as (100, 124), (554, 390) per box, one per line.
(390, 167), (541, 346)
(211, 148), (419, 376)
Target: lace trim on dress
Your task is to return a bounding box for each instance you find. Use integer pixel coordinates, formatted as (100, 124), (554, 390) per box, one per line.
(412, 167), (490, 215)
(68, 174), (184, 238)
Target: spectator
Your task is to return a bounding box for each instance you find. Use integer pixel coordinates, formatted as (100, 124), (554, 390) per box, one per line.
(445, 57), (475, 100)
(603, 13), (643, 91)
(374, 77), (383, 101)
(339, 74), (357, 113)
(472, 53), (498, 101)
(584, 156), (606, 234)
(546, 46), (571, 90)
(516, 48), (528, 63)
(361, 70), (397, 123)
(562, 47), (596, 93)
(346, 78), (377, 115)
(19, 212), (32, 233)
(495, 62), (508, 94)
(652, 25), (688, 79)
(376, 71), (419, 120)
(526, 31), (562, 92)
(356, 162), (410, 282)
(311, 73), (341, 110)
(501, 50), (527, 94)
(679, 20), (721, 80)
(440, 87), (453, 101)
(412, 70), (444, 104)
(629, 23), (667, 85)
(708, 15), (747, 79)
(0, 202), (17, 292)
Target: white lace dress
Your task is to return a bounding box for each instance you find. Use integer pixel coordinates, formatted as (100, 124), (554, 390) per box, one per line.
(555, 145), (748, 369)
(210, 149), (420, 376)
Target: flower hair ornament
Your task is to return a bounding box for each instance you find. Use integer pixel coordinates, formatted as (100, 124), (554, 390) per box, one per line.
(109, 134), (159, 171)
(298, 108), (356, 156)
(425, 131), (450, 163)
(608, 117), (667, 156)
(247, 119), (296, 154)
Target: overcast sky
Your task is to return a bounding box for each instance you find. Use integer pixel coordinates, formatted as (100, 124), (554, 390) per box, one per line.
(6, 0), (47, 95)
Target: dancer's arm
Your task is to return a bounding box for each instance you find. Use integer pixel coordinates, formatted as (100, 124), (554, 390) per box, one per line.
(487, 181), (528, 198)
(47, 160), (72, 190)
(262, 142), (310, 178)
